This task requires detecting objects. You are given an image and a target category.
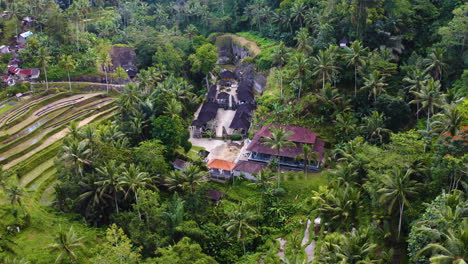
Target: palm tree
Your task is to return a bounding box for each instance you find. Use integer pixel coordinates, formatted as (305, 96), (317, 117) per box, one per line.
(431, 104), (463, 136)
(164, 98), (183, 118)
(289, 53), (311, 98)
(378, 168), (421, 239)
(312, 50), (340, 89)
(403, 68), (430, 119)
(185, 24), (198, 44)
(290, 2), (306, 28)
(334, 112), (358, 141)
(424, 48), (447, 81)
(344, 40), (368, 96)
(294, 28), (313, 55)
(312, 180), (361, 230)
(97, 52), (112, 94)
(333, 228), (378, 263)
(271, 42), (289, 98)
(262, 126), (295, 187)
(61, 139), (92, 178)
(48, 226), (85, 264)
(223, 203), (259, 255)
(119, 164), (155, 220)
(416, 222), (467, 264)
(165, 164), (206, 194)
(316, 84), (343, 116)
(59, 55), (76, 92)
(410, 78), (446, 131)
(296, 145), (319, 174)
(7, 186), (25, 215)
(37, 47), (52, 91)
(95, 160), (124, 214)
(359, 111), (391, 145)
(361, 70), (387, 102)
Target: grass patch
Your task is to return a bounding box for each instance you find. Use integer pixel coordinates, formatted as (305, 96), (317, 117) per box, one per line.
(0, 101), (16, 115)
(6, 199), (102, 264)
(281, 171), (328, 201)
(20, 159), (55, 186)
(236, 32), (278, 50)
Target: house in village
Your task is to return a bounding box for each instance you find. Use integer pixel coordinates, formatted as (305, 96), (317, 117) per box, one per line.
(8, 58), (20, 68)
(1, 75), (15, 86)
(17, 31), (33, 45)
(217, 92), (230, 109)
(0, 45), (10, 54)
(207, 159), (236, 181)
(172, 159), (188, 171)
(18, 68), (40, 80)
(247, 124), (325, 170)
(206, 85), (217, 102)
(191, 101), (218, 137)
(8, 66), (20, 76)
(229, 103), (255, 136)
(232, 161), (266, 181)
(237, 78), (255, 104)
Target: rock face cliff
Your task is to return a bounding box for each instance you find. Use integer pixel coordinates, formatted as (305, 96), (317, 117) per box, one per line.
(109, 46), (138, 78)
(216, 36), (250, 65)
(216, 35), (266, 93)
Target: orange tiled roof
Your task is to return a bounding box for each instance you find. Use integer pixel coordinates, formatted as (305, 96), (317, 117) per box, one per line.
(208, 159), (236, 171)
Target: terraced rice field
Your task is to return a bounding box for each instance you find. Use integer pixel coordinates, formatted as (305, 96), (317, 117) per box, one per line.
(0, 91), (117, 204)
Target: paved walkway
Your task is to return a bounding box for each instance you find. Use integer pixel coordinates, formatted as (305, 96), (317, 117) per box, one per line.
(215, 109), (236, 137)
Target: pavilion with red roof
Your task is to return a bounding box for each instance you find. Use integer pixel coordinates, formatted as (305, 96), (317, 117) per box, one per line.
(247, 124), (325, 170)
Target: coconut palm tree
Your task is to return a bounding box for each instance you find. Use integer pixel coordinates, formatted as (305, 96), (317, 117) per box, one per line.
(361, 70), (387, 102)
(431, 104), (463, 136)
(378, 168), (422, 239)
(119, 164), (155, 220)
(185, 24), (198, 44)
(334, 112), (358, 142)
(48, 226), (85, 264)
(290, 2), (306, 28)
(312, 180), (361, 230)
(95, 160), (124, 214)
(424, 47), (447, 81)
(294, 28), (313, 55)
(403, 68), (430, 119)
(334, 228), (378, 263)
(416, 222), (467, 264)
(289, 53), (311, 98)
(359, 111), (391, 145)
(165, 164), (206, 194)
(271, 42), (289, 98)
(37, 47), (52, 91)
(410, 78), (446, 131)
(311, 50), (339, 89)
(59, 55), (76, 92)
(61, 139), (92, 178)
(97, 52), (112, 94)
(344, 40), (368, 96)
(7, 186), (25, 215)
(262, 126), (295, 187)
(164, 98), (183, 118)
(295, 144), (319, 174)
(316, 84), (343, 116)
(223, 203), (259, 255)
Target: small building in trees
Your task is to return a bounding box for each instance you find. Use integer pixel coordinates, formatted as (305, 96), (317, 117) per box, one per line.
(217, 92), (230, 108)
(232, 161), (266, 181)
(18, 68), (40, 80)
(247, 124), (325, 170)
(339, 38), (348, 48)
(17, 31), (33, 45)
(207, 159), (236, 182)
(0, 45), (10, 54)
(173, 159), (188, 171)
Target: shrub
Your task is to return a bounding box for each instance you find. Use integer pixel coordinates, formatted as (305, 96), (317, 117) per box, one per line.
(229, 134), (242, 141)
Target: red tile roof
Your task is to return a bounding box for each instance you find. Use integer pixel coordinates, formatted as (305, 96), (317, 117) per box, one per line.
(247, 124), (324, 159)
(19, 68), (39, 76)
(233, 161), (266, 174)
(257, 124), (317, 144)
(1, 75), (9, 81)
(8, 67), (20, 74)
(208, 159), (236, 171)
